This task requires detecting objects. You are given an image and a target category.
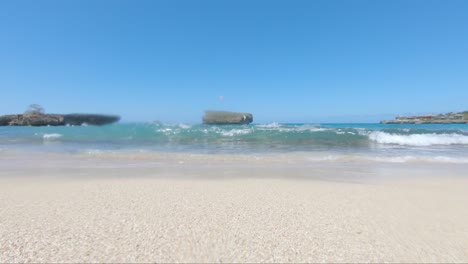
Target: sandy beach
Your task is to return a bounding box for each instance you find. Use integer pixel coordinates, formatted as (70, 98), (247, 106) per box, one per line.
(2, 0), (468, 261)
(1, 160), (468, 263)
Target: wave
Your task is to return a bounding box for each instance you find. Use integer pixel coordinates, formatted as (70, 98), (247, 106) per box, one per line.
(256, 122), (280, 128)
(2, 123), (468, 152)
(368, 131), (468, 146)
(366, 155), (468, 163)
(78, 150), (468, 164)
(120, 123), (468, 147)
(219, 128), (252, 136)
(178, 123), (192, 129)
(42, 133), (63, 140)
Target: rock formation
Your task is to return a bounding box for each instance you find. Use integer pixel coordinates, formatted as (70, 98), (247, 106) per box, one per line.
(203, 111), (253, 125)
(63, 114), (120, 126)
(381, 111), (468, 124)
(0, 113), (120, 126)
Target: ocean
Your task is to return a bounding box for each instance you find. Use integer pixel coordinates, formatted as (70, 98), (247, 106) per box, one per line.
(1, 122), (468, 165)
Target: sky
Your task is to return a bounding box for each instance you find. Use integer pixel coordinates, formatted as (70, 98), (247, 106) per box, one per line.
(0, 0), (467, 123)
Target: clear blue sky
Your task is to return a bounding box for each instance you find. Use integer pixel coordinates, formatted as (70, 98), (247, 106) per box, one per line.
(1, 0), (467, 123)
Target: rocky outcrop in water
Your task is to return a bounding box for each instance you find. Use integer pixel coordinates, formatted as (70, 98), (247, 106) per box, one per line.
(203, 111), (253, 125)
(0, 113), (120, 126)
(381, 111), (468, 124)
(0, 114), (62, 126)
(62, 114), (120, 126)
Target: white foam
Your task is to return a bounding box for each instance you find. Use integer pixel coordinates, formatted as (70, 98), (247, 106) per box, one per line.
(257, 122), (280, 128)
(43, 133), (63, 140)
(178, 123), (191, 129)
(305, 127), (329, 132)
(356, 128), (370, 136)
(304, 153), (468, 164)
(220, 129), (251, 136)
(368, 131), (468, 146)
(368, 155), (468, 164)
(256, 123), (329, 133)
(156, 127), (180, 136)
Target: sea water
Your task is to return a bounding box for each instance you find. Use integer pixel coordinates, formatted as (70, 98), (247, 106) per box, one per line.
(1, 122), (467, 165)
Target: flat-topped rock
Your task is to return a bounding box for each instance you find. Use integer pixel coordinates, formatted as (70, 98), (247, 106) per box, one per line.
(203, 111), (253, 125)
(0, 113), (120, 126)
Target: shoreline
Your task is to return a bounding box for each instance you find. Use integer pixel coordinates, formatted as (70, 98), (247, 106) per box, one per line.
(1, 150), (468, 183)
(1, 150), (468, 262)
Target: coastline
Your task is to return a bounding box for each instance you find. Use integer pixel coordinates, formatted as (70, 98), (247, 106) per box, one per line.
(1, 154), (468, 262)
(380, 111), (468, 124)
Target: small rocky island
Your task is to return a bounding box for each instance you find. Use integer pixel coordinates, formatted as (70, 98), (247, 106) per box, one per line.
(0, 105), (120, 126)
(381, 111), (468, 124)
(203, 110), (253, 125)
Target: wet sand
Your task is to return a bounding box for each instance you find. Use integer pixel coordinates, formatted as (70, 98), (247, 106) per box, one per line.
(1, 163), (468, 263)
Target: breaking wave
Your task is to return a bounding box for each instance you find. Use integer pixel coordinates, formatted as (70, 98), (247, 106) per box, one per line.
(42, 133), (63, 140)
(1, 123), (468, 158)
(368, 131), (468, 146)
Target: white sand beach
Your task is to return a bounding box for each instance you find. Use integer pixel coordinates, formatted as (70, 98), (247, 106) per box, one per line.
(2, 0), (468, 262)
(1, 159), (468, 263)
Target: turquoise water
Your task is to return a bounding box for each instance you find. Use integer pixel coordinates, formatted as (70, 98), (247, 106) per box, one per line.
(1, 123), (468, 163)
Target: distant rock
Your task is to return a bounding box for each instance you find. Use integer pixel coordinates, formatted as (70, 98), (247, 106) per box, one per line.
(0, 115), (18, 126)
(381, 111), (468, 124)
(0, 113), (120, 126)
(203, 111), (253, 125)
(63, 114), (120, 126)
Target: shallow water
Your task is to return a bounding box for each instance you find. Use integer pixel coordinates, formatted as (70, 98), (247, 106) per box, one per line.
(1, 122), (468, 164)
